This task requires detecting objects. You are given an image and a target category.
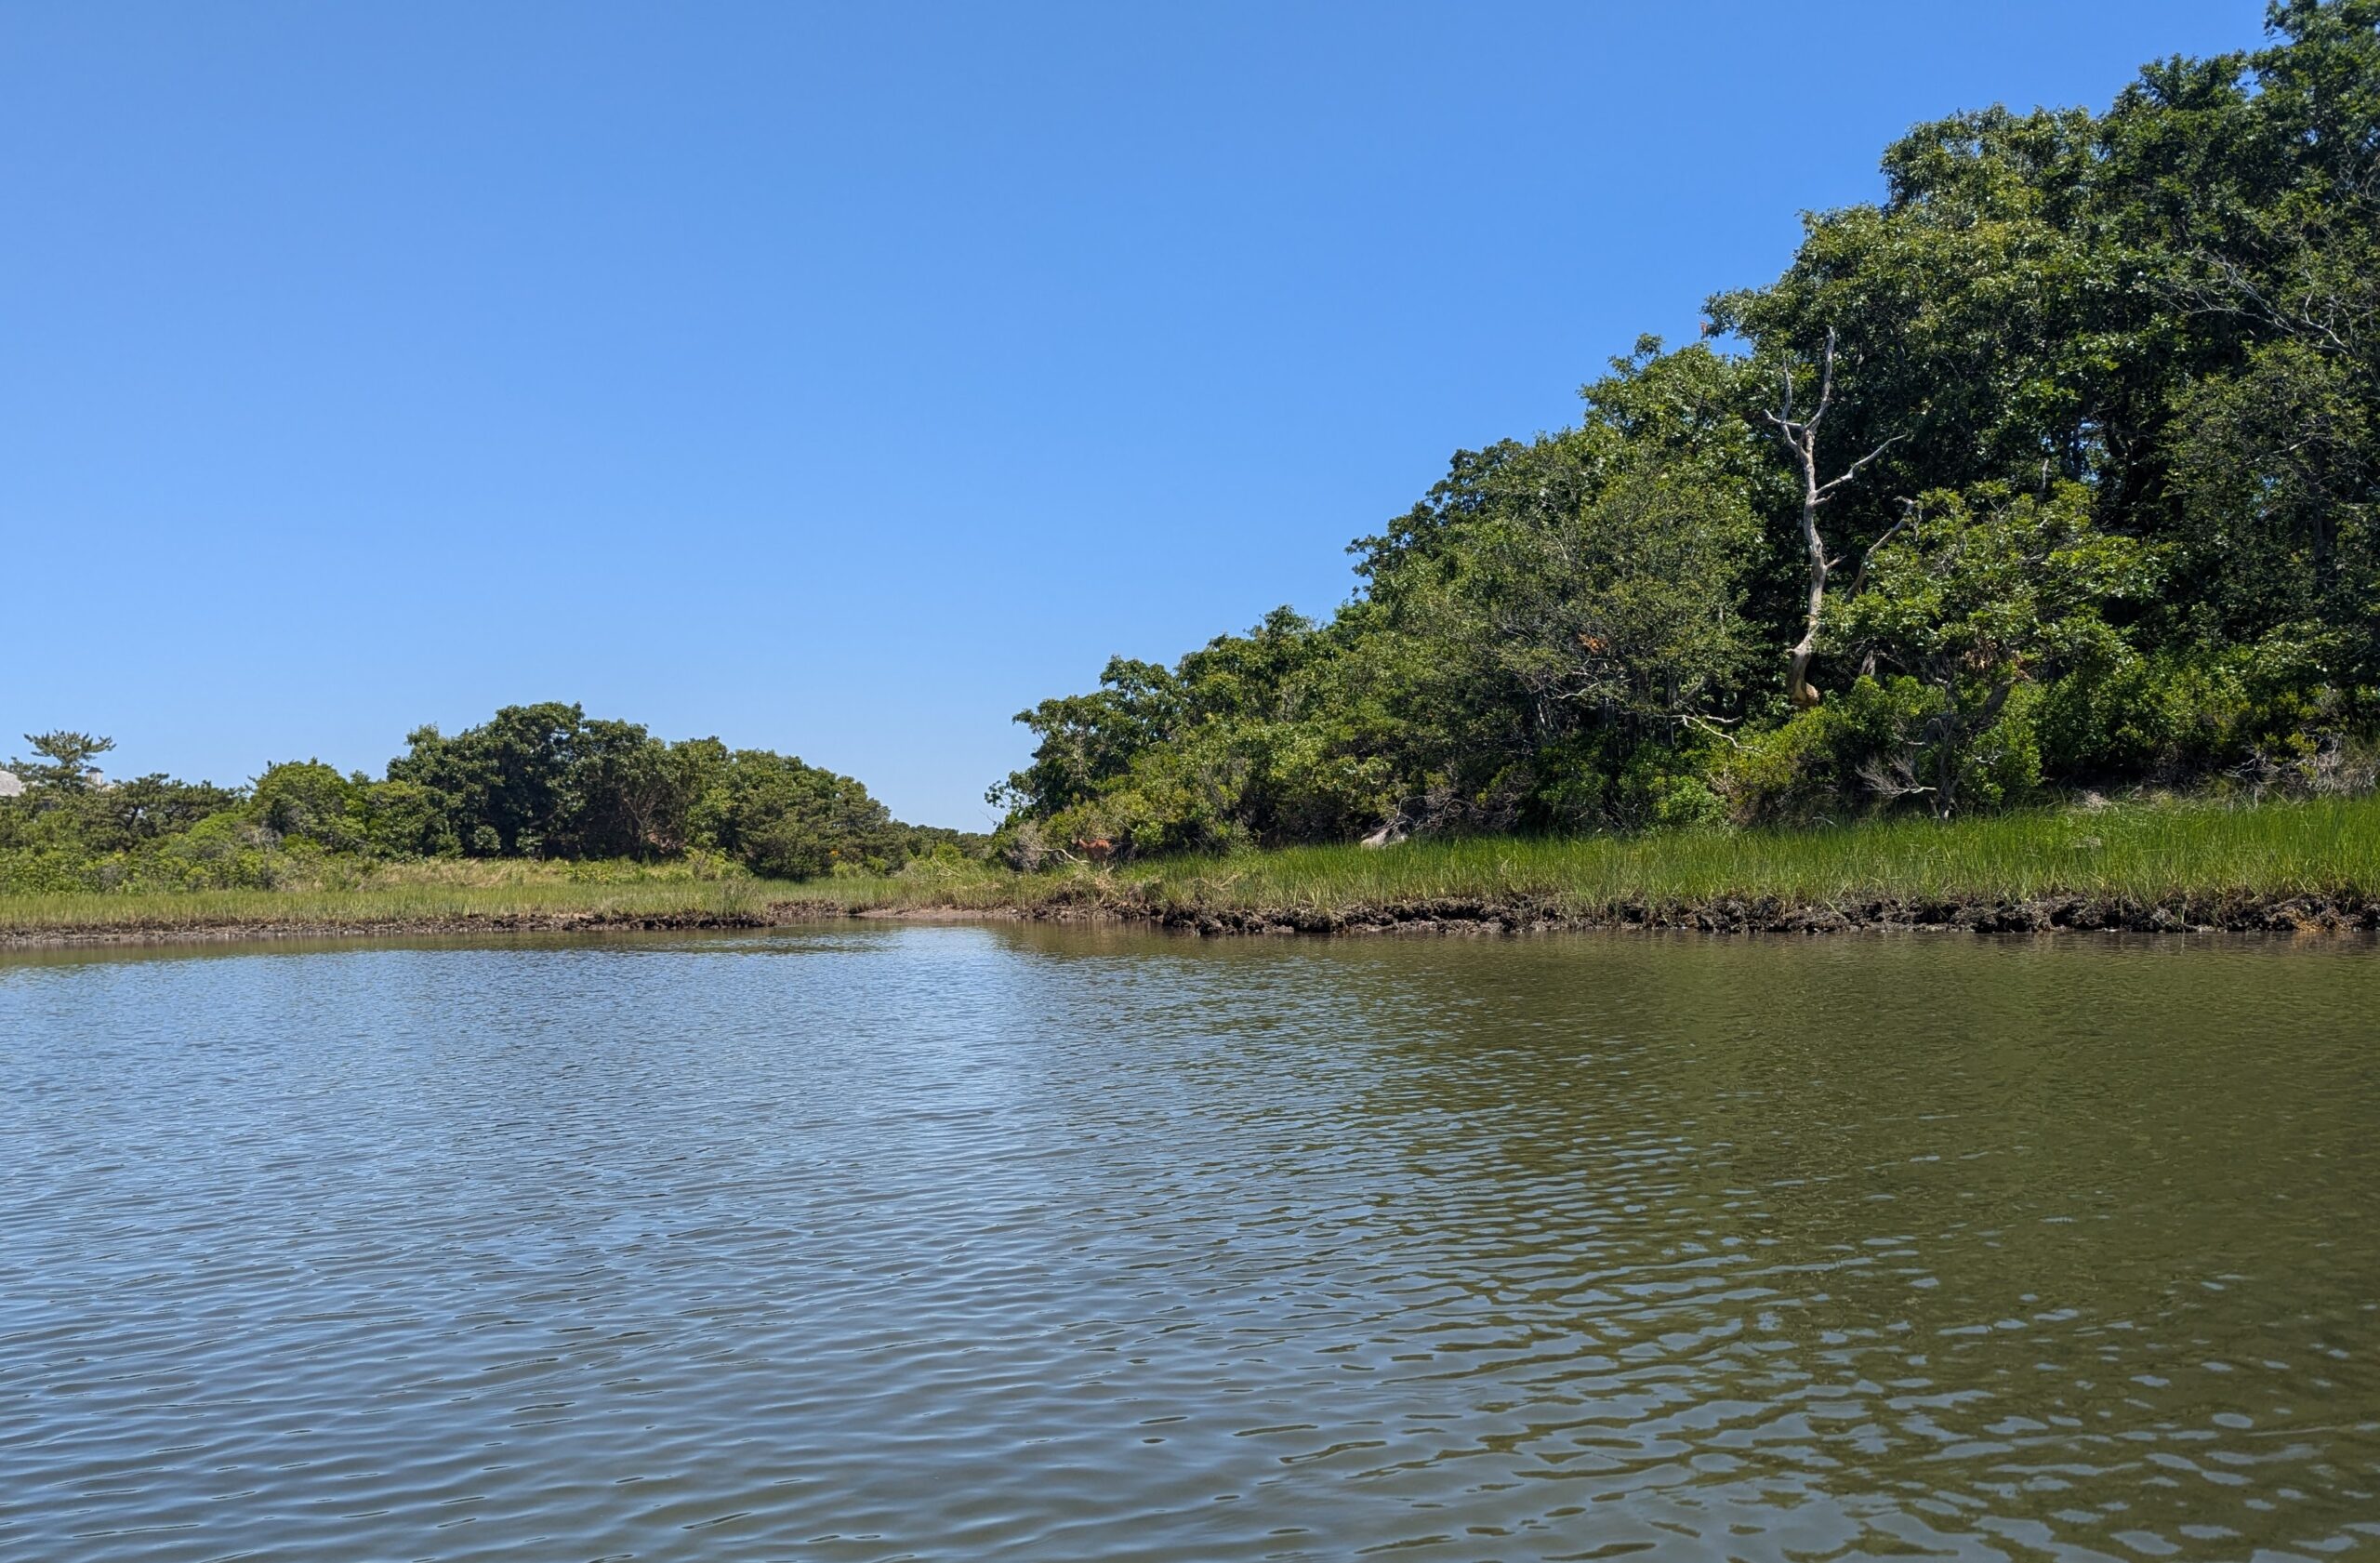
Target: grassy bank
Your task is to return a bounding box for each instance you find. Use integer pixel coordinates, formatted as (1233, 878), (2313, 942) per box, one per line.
(0, 859), (824, 941)
(4, 795), (2373, 944)
(844, 794), (2377, 933)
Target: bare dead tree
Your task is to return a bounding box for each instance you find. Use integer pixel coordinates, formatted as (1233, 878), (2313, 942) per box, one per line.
(1762, 327), (1902, 708)
(1854, 753), (1935, 804)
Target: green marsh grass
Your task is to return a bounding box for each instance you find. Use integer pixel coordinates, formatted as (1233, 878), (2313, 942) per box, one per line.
(870, 794), (2378, 920)
(3, 795), (2370, 938)
(0, 861), (821, 937)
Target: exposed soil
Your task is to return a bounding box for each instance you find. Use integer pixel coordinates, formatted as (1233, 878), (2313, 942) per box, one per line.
(1086, 891), (2379, 937)
(1, 906), (787, 949)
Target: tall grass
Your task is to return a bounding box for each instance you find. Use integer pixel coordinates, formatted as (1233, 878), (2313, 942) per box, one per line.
(1132, 796), (2375, 911)
(864, 794), (2378, 919)
(4, 795), (2369, 937)
(0, 866), (814, 936)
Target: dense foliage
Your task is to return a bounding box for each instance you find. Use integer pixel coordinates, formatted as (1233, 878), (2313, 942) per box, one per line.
(0, 709), (967, 894)
(994, 3), (2380, 858)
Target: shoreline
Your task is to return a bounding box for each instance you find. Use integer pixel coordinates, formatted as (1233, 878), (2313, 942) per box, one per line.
(6, 887), (2373, 949)
(10, 798), (2374, 950)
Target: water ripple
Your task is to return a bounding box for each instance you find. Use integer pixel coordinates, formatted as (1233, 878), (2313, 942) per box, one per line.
(2, 927), (2375, 1560)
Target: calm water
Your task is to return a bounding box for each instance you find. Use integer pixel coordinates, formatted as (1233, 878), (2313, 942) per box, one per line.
(3, 927), (2377, 1562)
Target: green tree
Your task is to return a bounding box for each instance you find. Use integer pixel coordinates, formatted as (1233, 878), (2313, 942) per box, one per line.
(8, 732), (115, 794)
(693, 749), (909, 879)
(993, 659), (1183, 818)
(252, 761), (364, 851)
(1836, 483), (2151, 811)
(2168, 339), (2376, 673)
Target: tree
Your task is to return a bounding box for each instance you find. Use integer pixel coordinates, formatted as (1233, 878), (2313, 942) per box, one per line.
(692, 749), (908, 879)
(1759, 328), (1903, 709)
(386, 702), (618, 857)
(2168, 339), (2376, 671)
(990, 8), (2380, 840)
(562, 720), (691, 858)
(7, 732), (115, 794)
(1836, 483), (2150, 811)
(87, 775), (243, 850)
(251, 761), (362, 850)
(992, 658), (1183, 818)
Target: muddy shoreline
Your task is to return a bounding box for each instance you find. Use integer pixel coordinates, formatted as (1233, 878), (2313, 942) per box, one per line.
(1107, 891), (2378, 937)
(5, 889), (2373, 948)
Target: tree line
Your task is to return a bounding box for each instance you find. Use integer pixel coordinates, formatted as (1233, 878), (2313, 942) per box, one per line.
(11, 6), (2375, 891)
(0, 707), (970, 894)
(991, 1), (2380, 858)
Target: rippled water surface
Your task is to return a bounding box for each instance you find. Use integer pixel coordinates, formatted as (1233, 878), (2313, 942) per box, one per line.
(4, 926), (2378, 1561)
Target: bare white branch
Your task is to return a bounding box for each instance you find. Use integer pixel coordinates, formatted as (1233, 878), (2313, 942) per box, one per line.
(1760, 325), (1899, 709)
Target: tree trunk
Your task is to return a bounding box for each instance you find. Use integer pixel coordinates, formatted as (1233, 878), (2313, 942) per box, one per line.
(1760, 326), (1899, 711)
(1786, 465), (1829, 709)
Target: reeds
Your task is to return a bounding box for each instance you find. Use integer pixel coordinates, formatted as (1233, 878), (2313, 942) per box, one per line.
(1132, 796), (2375, 911)
(863, 794), (2377, 920)
(0, 869), (804, 935)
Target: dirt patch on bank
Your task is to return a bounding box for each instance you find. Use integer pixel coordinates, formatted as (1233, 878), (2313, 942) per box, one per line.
(1123, 891), (2379, 937)
(867, 890), (2379, 938)
(0, 906), (793, 949)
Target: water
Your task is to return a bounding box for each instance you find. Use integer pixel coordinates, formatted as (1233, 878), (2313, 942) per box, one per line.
(3, 926), (2376, 1562)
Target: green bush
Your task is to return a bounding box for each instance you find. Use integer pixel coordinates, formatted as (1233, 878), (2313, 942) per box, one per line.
(251, 762), (364, 853)
(1721, 678), (1933, 822)
(2036, 638), (2371, 787)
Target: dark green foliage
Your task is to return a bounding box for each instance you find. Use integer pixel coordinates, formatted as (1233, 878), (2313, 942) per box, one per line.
(0, 710), (968, 893)
(378, 704), (943, 874)
(997, 4), (2380, 851)
(251, 762), (369, 853)
(78, 775), (248, 853)
(690, 749), (912, 879)
(1828, 483), (2149, 812)
(2, 734), (252, 888)
(8, 732), (115, 793)
(2168, 341), (2377, 674)
(387, 703), (608, 859)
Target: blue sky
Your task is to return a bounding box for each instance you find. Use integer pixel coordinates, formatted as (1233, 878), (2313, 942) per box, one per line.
(2, 1), (2269, 826)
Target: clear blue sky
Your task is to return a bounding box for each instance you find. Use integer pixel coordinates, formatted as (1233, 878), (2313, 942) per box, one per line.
(3, 2), (2269, 827)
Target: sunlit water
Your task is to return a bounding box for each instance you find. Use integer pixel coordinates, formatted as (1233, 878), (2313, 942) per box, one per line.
(3, 926), (2376, 1561)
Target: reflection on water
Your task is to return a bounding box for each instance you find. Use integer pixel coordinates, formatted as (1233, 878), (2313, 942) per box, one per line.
(2, 926), (2376, 1560)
